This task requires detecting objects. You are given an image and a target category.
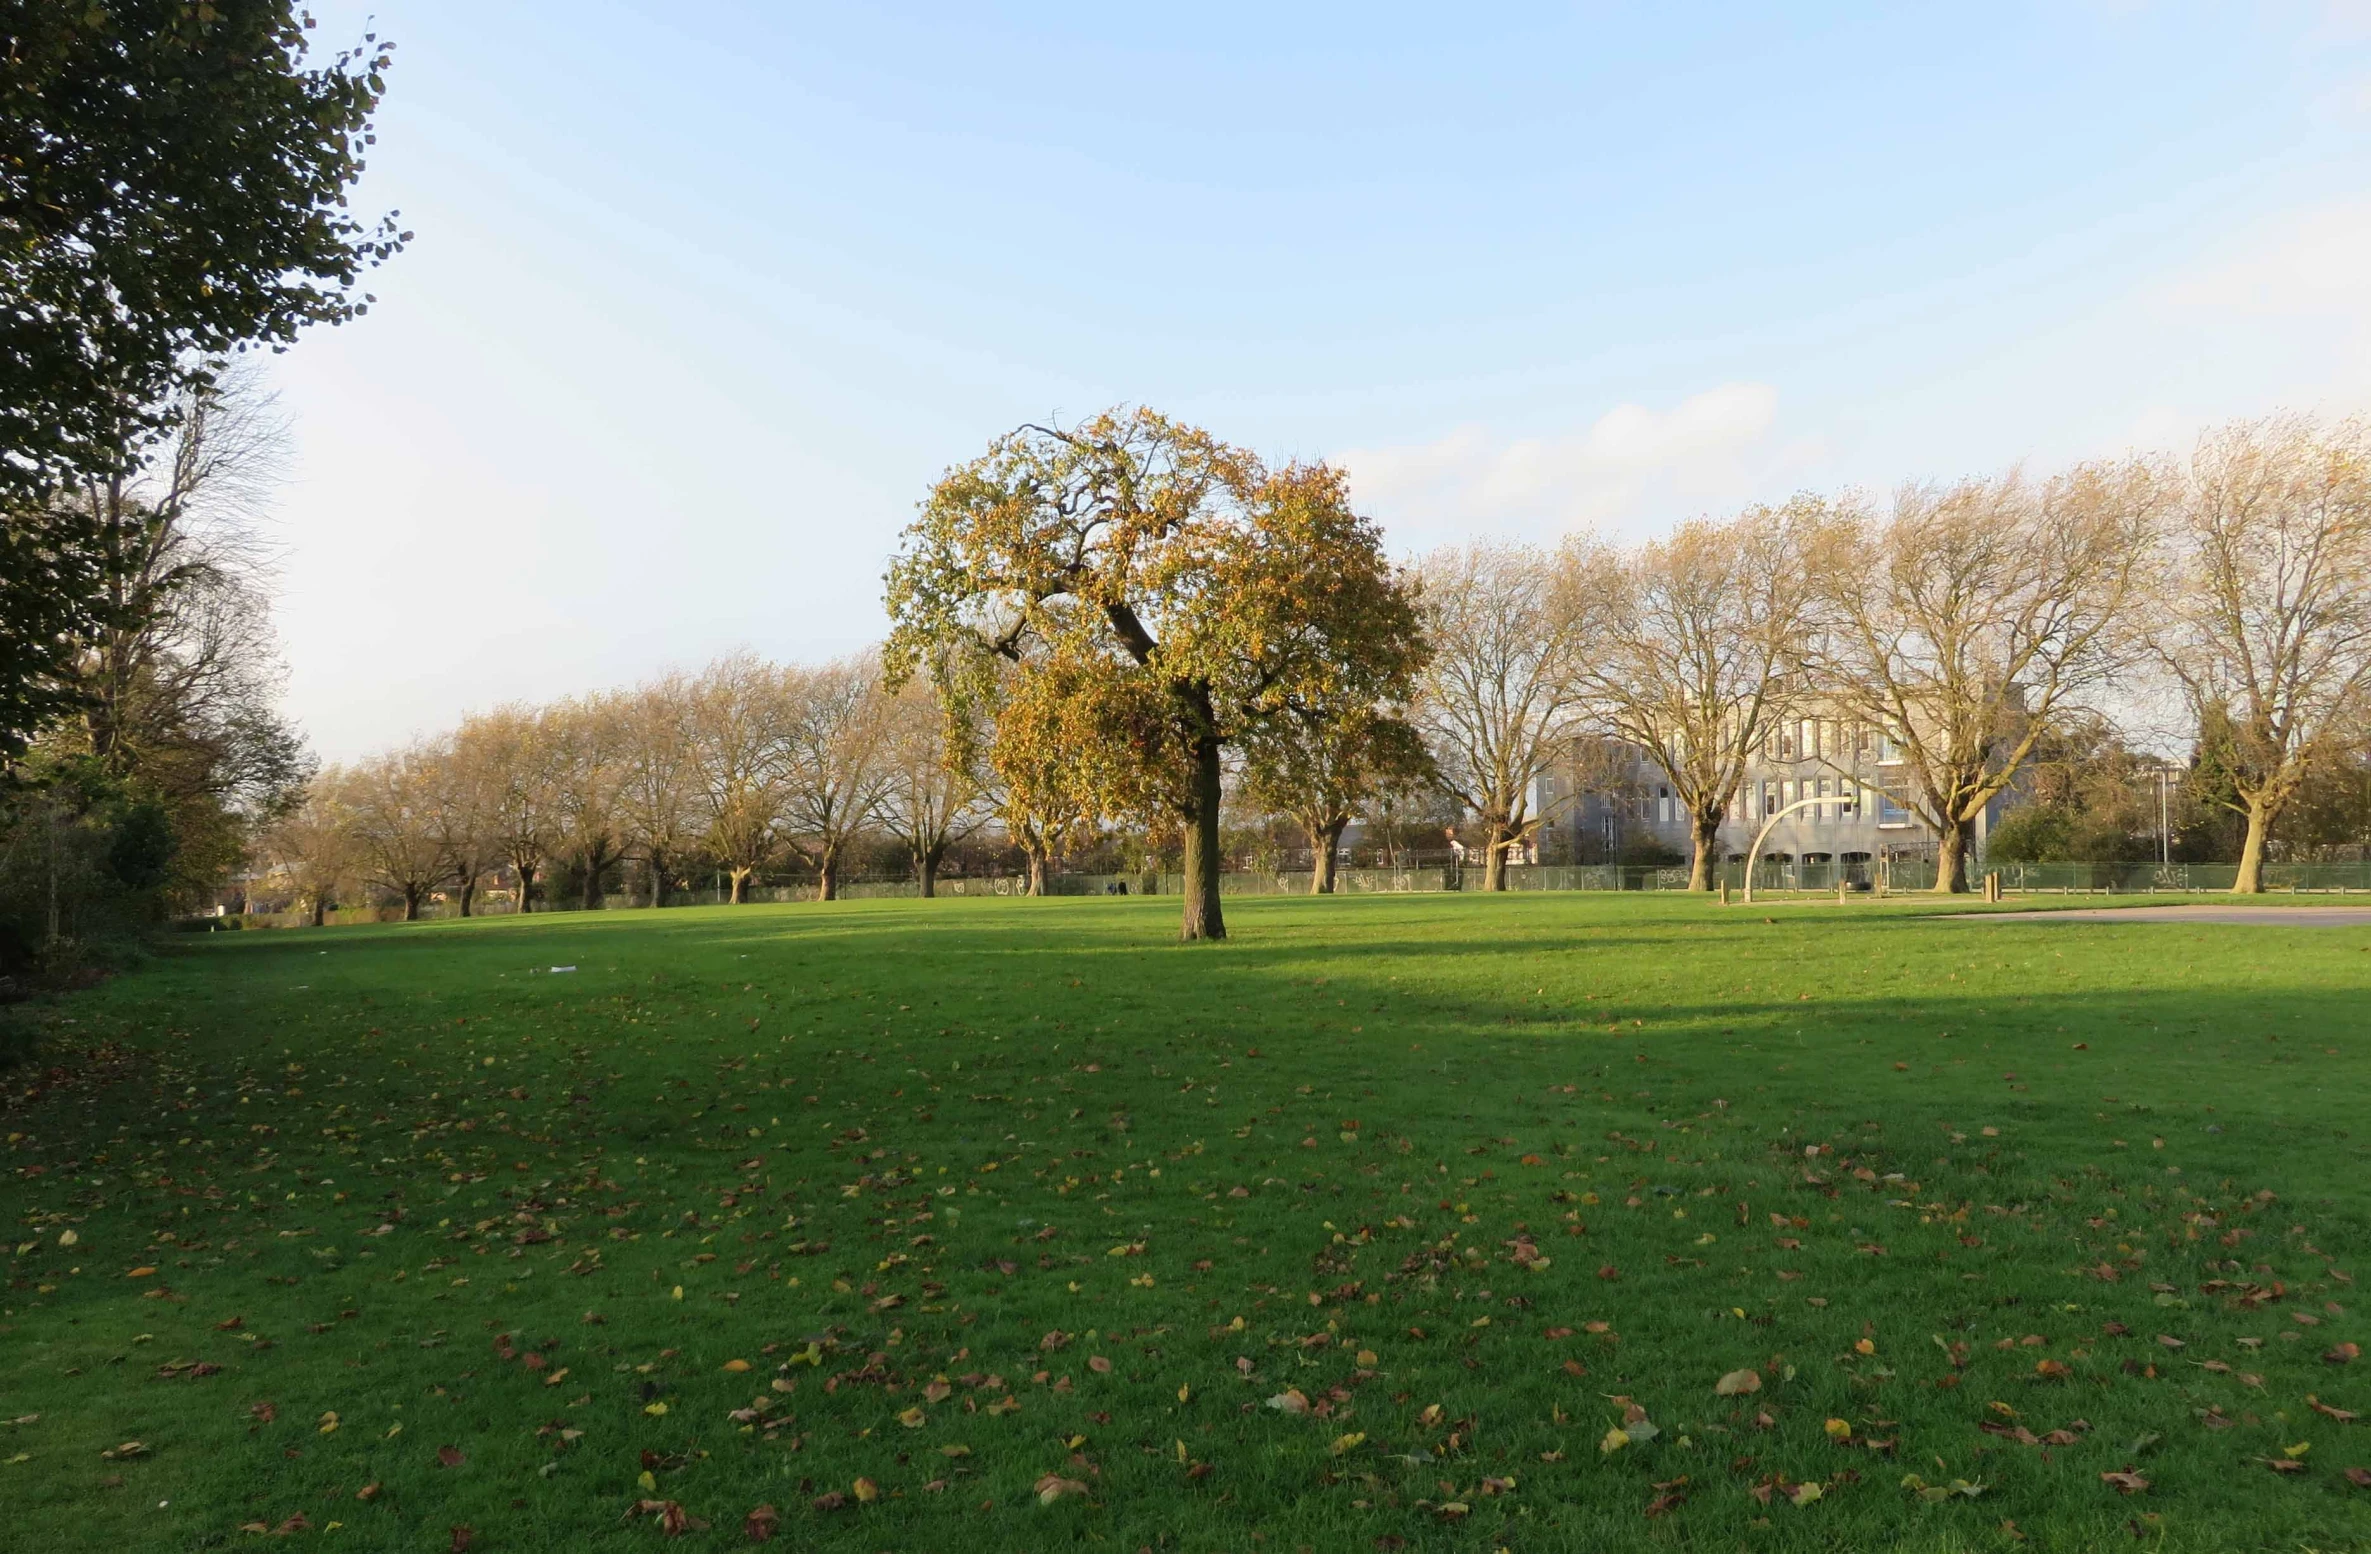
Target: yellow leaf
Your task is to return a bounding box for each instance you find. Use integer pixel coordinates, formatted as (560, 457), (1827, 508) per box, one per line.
(1791, 1480), (1824, 1505)
(1823, 1418), (1852, 1440)
(1356, 1350), (1378, 1367)
(637, 1470), (656, 1491)
(543, 1367), (569, 1386)
(644, 1402), (668, 1417)
(2284, 1441), (2310, 1458)
(1329, 1432), (1366, 1455)
(897, 1407), (926, 1429)
(1177, 1383), (1191, 1403)
(723, 1359), (750, 1373)
(670, 1286), (683, 1301)
(853, 1476), (879, 1503)
(1854, 1339), (1876, 1356)
(939, 1444), (970, 1458)
(1600, 1427), (1630, 1454)
(317, 1412), (339, 1434)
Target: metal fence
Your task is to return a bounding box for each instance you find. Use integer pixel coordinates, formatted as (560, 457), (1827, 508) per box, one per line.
(210, 856), (2371, 928)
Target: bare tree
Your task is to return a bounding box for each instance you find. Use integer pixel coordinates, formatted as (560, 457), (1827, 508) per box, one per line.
(341, 745), (449, 921)
(456, 704), (559, 913)
(1411, 541), (1591, 889)
(423, 734), (497, 917)
(2152, 416), (2371, 892)
(686, 652), (789, 904)
(548, 691), (625, 909)
(616, 672), (699, 907)
(1814, 463), (2159, 893)
(263, 774), (357, 927)
(878, 674), (987, 897)
(1568, 502), (1822, 890)
(781, 653), (893, 901)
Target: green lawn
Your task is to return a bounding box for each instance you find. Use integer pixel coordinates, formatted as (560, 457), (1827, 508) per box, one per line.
(4, 894), (2369, 1553)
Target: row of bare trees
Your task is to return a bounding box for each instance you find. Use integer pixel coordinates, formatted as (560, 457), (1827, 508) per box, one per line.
(267, 413), (2368, 913)
(1413, 414), (2371, 893)
(261, 652), (990, 921)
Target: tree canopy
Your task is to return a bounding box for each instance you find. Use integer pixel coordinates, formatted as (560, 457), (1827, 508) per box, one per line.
(0, 0), (404, 761)
(884, 407), (1422, 939)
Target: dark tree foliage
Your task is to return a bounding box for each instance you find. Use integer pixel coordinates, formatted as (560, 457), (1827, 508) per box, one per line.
(0, 0), (405, 757)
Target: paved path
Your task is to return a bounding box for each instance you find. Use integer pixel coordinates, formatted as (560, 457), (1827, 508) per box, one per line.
(1950, 904), (2371, 927)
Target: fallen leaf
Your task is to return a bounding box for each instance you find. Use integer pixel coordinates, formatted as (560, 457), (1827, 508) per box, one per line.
(896, 1407), (926, 1429)
(852, 1477), (878, 1504)
(1716, 1369), (1762, 1397)
(1266, 1389), (1311, 1415)
(436, 1445), (464, 1469)
(1034, 1472), (1089, 1505)
(742, 1503), (778, 1542)
(449, 1528), (475, 1553)
(2100, 1470), (2150, 1495)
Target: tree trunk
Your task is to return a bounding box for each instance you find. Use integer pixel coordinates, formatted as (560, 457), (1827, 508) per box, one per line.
(1179, 736), (1226, 941)
(402, 886), (422, 922)
(310, 892), (327, 928)
(1310, 817), (1346, 895)
(918, 847), (940, 899)
(729, 866), (751, 905)
(2233, 795), (2275, 894)
(1934, 819), (1973, 894)
(647, 852), (668, 909)
(514, 860), (535, 914)
(1688, 809), (1722, 892)
(817, 844), (840, 902)
(1026, 847), (1047, 897)
(581, 844), (608, 910)
(458, 874), (476, 917)
(1482, 820), (1510, 892)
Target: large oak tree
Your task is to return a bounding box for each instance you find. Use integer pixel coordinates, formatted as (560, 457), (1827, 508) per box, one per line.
(886, 408), (1420, 940)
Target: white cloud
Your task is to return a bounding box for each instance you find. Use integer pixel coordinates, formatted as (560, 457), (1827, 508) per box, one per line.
(1336, 381), (1795, 548)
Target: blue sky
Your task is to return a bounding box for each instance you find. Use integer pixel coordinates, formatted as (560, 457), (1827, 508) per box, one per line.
(269, 2), (2371, 756)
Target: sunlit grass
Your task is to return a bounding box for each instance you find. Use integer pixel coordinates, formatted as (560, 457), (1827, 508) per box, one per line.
(3, 893), (2368, 1551)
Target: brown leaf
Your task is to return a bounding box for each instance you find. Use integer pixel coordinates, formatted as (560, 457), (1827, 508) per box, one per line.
(743, 1504), (779, 1542)
(810, 1491), (847, 1512)
(449, 1528), (475, 1553)
(2343, 1466), (2371, 1487)
(436, 1445), (465, 1468)
(2307, 1395), (2358, 1423)
(1034, 1472), (1090, 1505)
(355, 1483), (381, 1503)
(2327, 1342), (2362, 1365)
(249, 1401), (276, 1424)
(2155, 1334), (2186, 1351)
(2034, 1359), (2072, 1380)
(1087, 1355), (1112, 1374)
(2262, 1457), (2307, 1475)
(1715, 1368), (1762, 1397)
(2099, 1470), (2150, 1495)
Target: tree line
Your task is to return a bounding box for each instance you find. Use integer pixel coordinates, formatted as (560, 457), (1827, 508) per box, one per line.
(250, 406), (2371, 944)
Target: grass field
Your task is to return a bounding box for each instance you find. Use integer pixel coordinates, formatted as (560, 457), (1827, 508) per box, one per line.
(4, 894), (2369, 1553)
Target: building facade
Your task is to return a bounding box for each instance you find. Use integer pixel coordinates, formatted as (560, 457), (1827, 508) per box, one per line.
(1536, 716), (2020, 882)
